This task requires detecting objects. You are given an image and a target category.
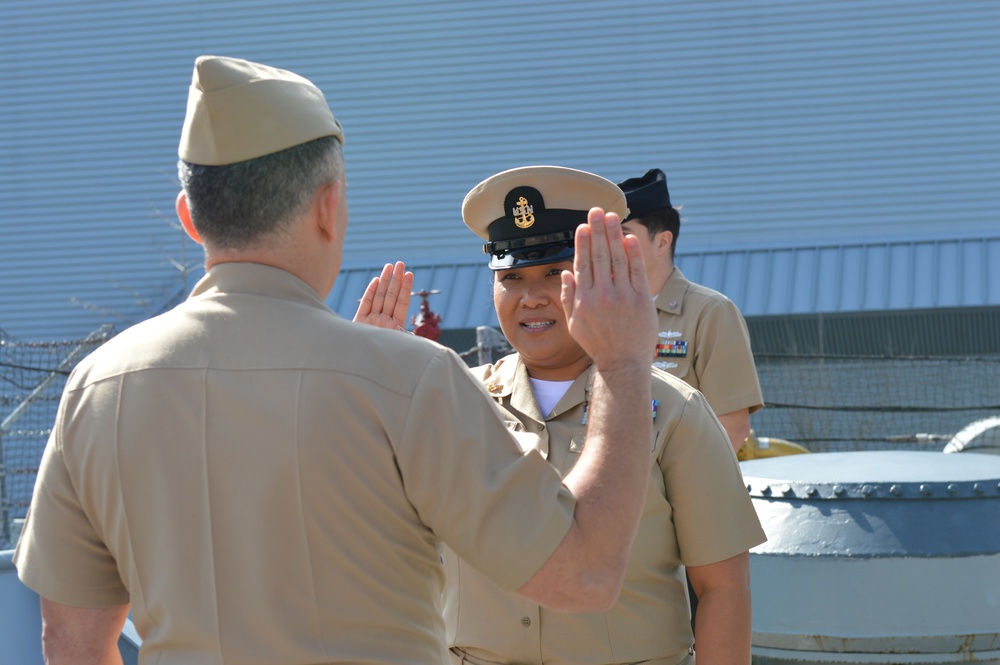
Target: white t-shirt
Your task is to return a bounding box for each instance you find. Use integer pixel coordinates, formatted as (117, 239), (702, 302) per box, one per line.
(528, 378), (574, 417)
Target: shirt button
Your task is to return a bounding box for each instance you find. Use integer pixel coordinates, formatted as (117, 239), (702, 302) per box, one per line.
(521, 616), (532, 627)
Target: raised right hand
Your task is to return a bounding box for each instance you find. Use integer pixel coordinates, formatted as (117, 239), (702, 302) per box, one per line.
(353, 261), (414, 332)
(560, 208), (657, 370)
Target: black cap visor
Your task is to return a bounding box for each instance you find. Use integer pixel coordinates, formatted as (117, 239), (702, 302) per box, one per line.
(487, 240), (575, 270)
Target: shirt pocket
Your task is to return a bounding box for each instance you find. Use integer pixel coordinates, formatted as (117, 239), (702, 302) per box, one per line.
(503, 419), (539, 454)
(653, 356), (693, 386)
(501, 417), (524, 433)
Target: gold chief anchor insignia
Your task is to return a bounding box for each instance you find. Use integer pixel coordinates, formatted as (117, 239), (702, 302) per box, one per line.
(512, 196), (535, 229)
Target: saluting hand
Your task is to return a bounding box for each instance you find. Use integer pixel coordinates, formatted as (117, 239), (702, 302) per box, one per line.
(353, 261), (414, 332)
(560, 208), (657, 370)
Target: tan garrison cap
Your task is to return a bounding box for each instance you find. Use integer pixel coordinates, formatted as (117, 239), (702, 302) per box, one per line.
(463, 165), (628, 270)
(179, 55), (344, 166)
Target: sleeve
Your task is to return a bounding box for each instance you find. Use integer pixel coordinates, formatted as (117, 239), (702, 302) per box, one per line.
(393, 348), (576, 592)
(693, 298), (764, 416)
(660, 389), (767, 567)
(13, 425), (129, 607)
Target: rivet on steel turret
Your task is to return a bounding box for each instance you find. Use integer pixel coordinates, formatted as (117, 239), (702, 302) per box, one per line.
(973, 483), (984, 495)
(947, 483), (959, 496)
(919, 484), (932, 496)
(833, 485), (846, 497)
(889, 484), (903, 496)
(761, 485), (772, 496)
(805, 486), (818, 497)
(862, 485), (875, 497)
(747, 484), (752, 493)
(781, 485), (794, 496)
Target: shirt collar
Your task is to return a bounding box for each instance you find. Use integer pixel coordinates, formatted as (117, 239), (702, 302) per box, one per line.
(484, 355), (593, 420)
(655, 266), (690, 315)
(190, 262), (330, 311)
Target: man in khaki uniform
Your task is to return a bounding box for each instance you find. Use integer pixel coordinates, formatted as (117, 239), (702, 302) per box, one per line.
(617, 168), (764, 453)
(442, 166), (767, 665)
(12, 57), (659, 664)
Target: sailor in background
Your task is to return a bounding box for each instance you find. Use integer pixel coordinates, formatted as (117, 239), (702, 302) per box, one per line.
(617, 168), (764, 454)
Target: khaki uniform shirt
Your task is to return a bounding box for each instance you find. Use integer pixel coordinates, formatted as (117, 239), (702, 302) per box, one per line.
(443, 355), (766, 665)
(653, 268), (763, 417)
(14, 263), (576, 665)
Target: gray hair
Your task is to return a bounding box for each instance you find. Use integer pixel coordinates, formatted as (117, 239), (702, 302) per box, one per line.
(177, 136), (343, 250)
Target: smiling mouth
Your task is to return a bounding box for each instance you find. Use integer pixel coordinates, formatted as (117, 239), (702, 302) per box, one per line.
(521, 320), (556, 330)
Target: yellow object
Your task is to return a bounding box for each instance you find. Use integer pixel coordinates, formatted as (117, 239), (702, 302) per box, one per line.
(738, 429), (810, 461)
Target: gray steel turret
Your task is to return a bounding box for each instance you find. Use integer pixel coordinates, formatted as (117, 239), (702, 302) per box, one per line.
(742, 451), (1000, 664)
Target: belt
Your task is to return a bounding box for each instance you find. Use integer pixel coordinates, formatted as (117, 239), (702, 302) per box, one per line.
(449, 647), (694, 665)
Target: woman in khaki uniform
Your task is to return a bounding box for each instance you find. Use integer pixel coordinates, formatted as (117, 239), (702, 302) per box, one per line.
(442, 166), (767, 665)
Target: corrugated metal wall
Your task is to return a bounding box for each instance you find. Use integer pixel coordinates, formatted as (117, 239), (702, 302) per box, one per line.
(686, 237), (1000, 316)
(1, 0), (998, 341)
(328, 236), (1000, 328)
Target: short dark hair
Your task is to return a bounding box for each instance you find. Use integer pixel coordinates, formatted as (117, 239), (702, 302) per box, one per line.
(177, 136), (343, 250)
(631, 207), (681, 260)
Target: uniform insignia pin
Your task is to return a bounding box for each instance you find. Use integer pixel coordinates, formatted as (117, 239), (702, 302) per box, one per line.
(512, 196), (535, 229)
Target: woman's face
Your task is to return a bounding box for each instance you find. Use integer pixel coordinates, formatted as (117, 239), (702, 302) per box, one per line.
(493, 260), (591, 381)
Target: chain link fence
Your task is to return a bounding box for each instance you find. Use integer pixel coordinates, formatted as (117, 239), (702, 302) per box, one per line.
(470, 326), (1000, 453)
(750, 354), (1000, 452)
(4, 323), (998, 548)
(0, 326), (115, 549)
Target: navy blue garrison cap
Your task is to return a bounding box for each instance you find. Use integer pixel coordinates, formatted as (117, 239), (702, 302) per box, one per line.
(616, 168), (673, 222)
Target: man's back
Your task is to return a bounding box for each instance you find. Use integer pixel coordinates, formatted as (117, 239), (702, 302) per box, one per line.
(14, 56), (660, 665)
(16, 263), (575, 664)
